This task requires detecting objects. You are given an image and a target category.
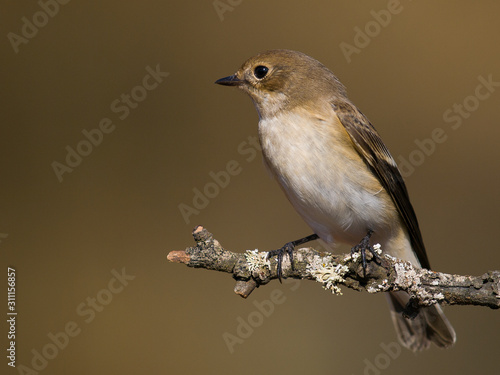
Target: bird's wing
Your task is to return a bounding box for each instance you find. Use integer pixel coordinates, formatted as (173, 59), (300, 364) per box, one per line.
(332, 100), (430, 269)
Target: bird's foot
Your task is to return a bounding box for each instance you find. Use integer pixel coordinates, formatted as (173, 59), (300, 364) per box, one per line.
(350, 230), (381, 277)
(268, 242), (295, 283)
(268, 234), (319, 282)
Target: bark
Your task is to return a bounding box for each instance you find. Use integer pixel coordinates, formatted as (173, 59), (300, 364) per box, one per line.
(167, 226), (500, 309)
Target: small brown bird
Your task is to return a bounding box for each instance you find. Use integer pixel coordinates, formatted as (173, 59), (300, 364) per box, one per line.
(215, 49), (456, 351)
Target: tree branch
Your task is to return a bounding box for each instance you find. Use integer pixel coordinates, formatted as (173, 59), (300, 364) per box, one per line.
(167, 226), (500, 309)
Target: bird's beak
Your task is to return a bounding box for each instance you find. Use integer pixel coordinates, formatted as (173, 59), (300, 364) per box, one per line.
(215, 74), (243, 86)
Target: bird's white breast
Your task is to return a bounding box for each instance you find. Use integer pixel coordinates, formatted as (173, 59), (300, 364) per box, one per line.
(258, 107), (398, 247)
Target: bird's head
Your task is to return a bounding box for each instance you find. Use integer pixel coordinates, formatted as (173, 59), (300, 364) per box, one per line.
(215, 49), (346, 119)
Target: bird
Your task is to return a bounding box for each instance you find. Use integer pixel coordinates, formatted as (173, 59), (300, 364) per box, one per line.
(215, 49), (456, 351)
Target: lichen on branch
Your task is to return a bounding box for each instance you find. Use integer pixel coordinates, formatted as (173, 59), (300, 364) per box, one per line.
(167, 225), (500, 309)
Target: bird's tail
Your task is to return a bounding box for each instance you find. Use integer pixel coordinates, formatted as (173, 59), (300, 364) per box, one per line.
(387, 291), (456, 351)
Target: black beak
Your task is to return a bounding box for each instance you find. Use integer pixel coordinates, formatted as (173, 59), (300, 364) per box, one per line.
(215, 74), (243, 86)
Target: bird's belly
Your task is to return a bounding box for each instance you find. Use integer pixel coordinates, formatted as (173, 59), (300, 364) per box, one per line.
(260, 112), (397, 246)
(277, 159), (389, 245)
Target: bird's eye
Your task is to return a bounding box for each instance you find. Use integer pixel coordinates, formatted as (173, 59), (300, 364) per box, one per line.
(254, 65), (269, 79)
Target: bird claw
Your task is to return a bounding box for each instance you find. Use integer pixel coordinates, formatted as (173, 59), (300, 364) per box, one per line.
(267, 234), (319, 283)
(350, 230), (381, 277)
(268, 242), (295, 283)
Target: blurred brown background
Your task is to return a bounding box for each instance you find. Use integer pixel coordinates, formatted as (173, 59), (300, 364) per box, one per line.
(2, 1), (500, 374)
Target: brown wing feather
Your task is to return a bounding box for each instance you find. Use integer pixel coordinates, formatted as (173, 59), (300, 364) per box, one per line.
(332, 100), (430, 269)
